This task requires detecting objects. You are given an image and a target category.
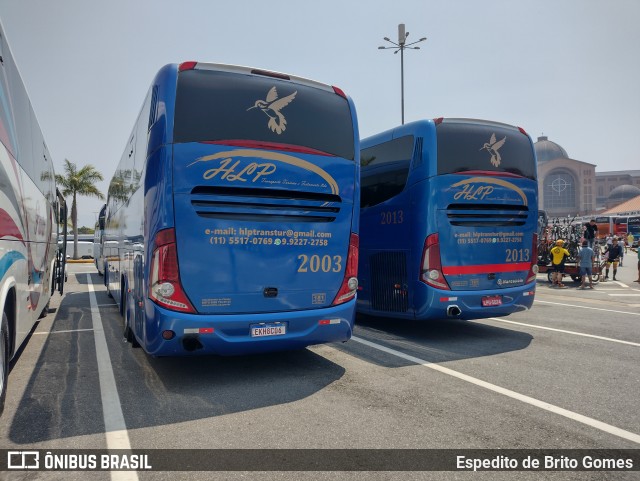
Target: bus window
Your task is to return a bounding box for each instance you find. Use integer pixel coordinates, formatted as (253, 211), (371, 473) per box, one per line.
(361, 136), (413, 208)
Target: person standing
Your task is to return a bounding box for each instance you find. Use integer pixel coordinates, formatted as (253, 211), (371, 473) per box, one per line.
(604, 237), (624, 281)
(628, 232), (635, 250)
(635, 247), (640, 283)
(606, 233), (614, 247)
(550, 239), (571, 288)
(577, 240), (595, 289)
(584, 219), (598, 248)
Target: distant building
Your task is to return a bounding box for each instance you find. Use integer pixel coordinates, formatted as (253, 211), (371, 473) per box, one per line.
(534, 135), (640, 217)
(596, 174), (640, 209)
(600, 193), (640, 217)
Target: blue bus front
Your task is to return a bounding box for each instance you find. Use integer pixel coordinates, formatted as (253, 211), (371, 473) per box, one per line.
(142, 64), (359, 355)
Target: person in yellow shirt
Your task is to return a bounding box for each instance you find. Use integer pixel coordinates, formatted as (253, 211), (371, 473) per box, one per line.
(550, 239), (571, 288)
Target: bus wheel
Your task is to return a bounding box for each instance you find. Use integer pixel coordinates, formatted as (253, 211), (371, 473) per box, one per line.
(0, 313), (9, 416)
(105, 271), (113, 298)
(124, 310), (140, 348)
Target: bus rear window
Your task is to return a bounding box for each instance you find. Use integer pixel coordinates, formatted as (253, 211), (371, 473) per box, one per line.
(436, 120), (536, 180)
(174, 69), (355, 160)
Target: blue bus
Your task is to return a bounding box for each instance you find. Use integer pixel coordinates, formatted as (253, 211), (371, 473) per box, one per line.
(104, 62), (359, 356)
(626, 216), (639, 248)
(357, 118), (538, 320)
(0, 20), (66, 414)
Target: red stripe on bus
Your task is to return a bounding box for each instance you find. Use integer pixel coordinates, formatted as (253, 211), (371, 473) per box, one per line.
(442, 262), (530, 275)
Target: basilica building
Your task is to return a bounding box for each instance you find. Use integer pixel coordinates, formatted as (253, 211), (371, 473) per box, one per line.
(534, 136), (640, 217)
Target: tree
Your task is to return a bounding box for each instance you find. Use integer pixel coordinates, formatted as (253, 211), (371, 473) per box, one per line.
(56, 159), (104, 259)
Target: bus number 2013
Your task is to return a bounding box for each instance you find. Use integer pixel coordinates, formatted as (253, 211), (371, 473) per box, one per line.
(380, 210), (404, 225)
(505, 249), (530, 263)
(297, 255), (343, 273)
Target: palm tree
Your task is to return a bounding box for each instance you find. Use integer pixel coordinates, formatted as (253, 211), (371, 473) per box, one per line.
(56, 159), (105, 259)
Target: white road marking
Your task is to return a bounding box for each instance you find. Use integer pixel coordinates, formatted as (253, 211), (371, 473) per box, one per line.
(535, 299), (640, 316)
(351, 335), (640, 445)
(33, 328), (94, 335)
(485, 318), (640, 347)
(88, 275), (139, 481)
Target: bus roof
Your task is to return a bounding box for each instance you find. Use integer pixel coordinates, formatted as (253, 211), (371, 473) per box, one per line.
(178, 61), (337, 93)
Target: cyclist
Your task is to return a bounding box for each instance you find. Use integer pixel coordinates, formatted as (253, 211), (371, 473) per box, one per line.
(604, 237), (624, 281)
(550, 239), (571, 288)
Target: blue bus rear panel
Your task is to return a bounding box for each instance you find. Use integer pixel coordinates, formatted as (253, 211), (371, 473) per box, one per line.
(141, 299), (356, 356)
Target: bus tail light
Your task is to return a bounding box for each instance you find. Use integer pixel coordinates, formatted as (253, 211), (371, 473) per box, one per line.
(332, 233), (359, 305)
(420, 233), (450, 290)
(179, 61), (198, 72)
(525, 233), (539, 284)
(149, 228), (196, 313)
(332, 86), (347, 99)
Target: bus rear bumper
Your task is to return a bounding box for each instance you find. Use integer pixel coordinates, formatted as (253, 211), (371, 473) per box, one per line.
(416, 283), (536, 321)
(140, 300), (356, 356)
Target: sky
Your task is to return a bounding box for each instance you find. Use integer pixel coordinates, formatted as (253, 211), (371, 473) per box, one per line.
(0, 0), (638, 228)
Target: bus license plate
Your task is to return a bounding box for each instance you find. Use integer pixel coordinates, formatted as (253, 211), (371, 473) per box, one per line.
(250, 323), (286, 338)
(482, 295), (502, 307)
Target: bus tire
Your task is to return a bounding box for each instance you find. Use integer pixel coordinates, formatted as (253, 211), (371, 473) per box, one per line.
(123, 300), (140, 348)
(0, 312), (9, 416)
(105, 270), (113, 298)
(124, 314), (140, 348)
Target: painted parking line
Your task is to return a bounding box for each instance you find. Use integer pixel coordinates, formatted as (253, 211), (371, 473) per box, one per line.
(33, 328), (94, 335)
(88, 275), (139, 481)
(485, 318), (640, 347)
(350, 336), (640, 445)
(534, 299), (640, 316)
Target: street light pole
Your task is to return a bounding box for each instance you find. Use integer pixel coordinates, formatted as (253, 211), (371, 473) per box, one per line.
(378, 23), (426, 125)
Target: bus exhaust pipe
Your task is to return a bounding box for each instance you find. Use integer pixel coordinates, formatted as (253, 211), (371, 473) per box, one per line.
(447, 305), (461, 317)
(183, 336), (204, 352)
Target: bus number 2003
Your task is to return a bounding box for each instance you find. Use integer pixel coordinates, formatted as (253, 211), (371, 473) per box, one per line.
(297, 254), (343, 273)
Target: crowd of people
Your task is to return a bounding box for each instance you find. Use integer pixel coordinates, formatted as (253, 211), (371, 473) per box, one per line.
(549, 218), (640, 289)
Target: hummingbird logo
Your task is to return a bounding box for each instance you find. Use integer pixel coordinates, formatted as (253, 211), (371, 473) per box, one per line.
(247, 86), (297, 135)
(480, 133), (507, 167)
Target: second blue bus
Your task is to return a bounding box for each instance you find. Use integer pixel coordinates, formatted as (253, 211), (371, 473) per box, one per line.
(358, 118), (538, 320)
